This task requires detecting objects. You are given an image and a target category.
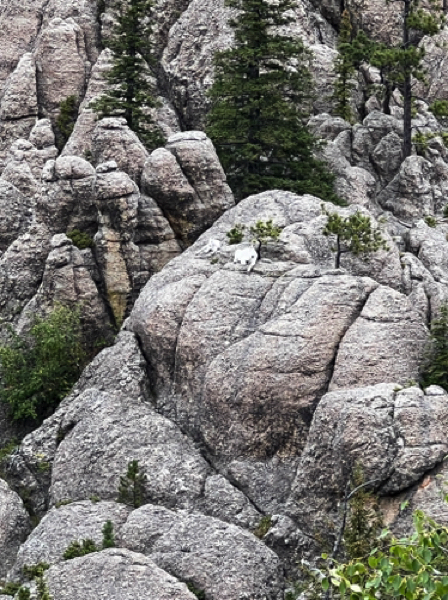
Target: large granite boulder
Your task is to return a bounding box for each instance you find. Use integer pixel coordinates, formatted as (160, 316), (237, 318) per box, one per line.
(45, 548), (197, 600)
(119, 504), (284, 600)
(0, 479), (31, 578)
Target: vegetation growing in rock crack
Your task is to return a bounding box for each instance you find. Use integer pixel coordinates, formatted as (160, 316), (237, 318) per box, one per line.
(91, 0), (165, 148)
(55, 96), (78, 151)
(66, 229), (95, 250)
(253, 515), (272, 539)
(185, 582), (206, 600)
(322, 207), (388, 269)
(102, 520), (115, 548)
(332, 10), (357, 123)
(63, 539), (98, 560)
(117, 459), (146, 508)
(226, 223), (246, 244)
(421, 303), (448, 390)
(205, 0), (342, 204)
(0, 305), (88, 424)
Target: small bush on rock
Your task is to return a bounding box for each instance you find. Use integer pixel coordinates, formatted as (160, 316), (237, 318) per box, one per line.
(56, 96), (78, 151)
(63, 539), (98, 560)
(102, 520), (115, 548)
(66, 230), (95, 250)
(117, 460), (146, 508)
(0, 305), (88, 424)
(421, 303), (448, 391)
(226, 223), (245, 244)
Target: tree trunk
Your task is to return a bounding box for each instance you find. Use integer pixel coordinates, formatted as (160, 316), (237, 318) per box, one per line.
(402, 0), (412, 158)
(335, 236), (341, 269)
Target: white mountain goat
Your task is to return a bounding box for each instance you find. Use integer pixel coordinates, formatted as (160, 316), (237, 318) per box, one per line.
(196, 238), (221, 256)
(234, 241), (260, 273)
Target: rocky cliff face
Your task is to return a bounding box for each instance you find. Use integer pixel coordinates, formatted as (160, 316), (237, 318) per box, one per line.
(2, 0), (448, 597)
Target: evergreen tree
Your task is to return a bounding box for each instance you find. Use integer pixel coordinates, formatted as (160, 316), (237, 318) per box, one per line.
(102, 520), (115, 548)
(341, 1), (444, 157)
(332, 10), (357, 123)
(92, 0), (164, 148)
(206, 0), (342, 204)
(322, 207), (388, 269)
(117, 460), (146, 508)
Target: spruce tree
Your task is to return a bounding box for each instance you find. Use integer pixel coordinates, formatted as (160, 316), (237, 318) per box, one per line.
(206, 0), (342, 204)
(117, 460), (146, 508)
(332, 10), (357, 123)
(92, 0), (164, 148)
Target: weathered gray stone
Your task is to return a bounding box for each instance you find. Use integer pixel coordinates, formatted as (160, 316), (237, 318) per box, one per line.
(119, 504), (284, 600)
(330, 286), (428, 389)
(0, 179), (32, 252)
(45, 548), (197, 600)
(142, 131), (234, 244)
(9, 500), (131, 579)
(0, 478), (31, 578)
(289, 384), (448, 523)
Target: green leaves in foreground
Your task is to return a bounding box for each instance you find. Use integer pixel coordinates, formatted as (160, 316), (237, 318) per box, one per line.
(0, 305), (87, 424)
(318, 510), (448, 600)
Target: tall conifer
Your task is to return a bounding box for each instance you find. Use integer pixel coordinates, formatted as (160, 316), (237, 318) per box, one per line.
(92, 0), (164, 148)
(206, 0), (342, 204)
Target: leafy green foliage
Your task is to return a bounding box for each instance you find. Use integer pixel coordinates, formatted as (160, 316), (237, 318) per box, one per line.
(253, 515), (272, 539)
(186, 582), (206, 600)
(421, 304), (448, 391)
(226, 223), (246, 244)
(0, 305), (88, 424)
(249, 219), (282, 258)
(344, 467), (384, 560)
(117, 460), (146, 508)
(35, 575), (52, 600)
(0, 582), (21, 596)
(17, 587), (31, 600)
(63, 539), (98, 560)
(318, 509), (448, 600)
(91, 0), (164, 148)
(55, 96), (78, 151)
(322, 207), (388, 269)
(206, 0), (341, 203)
(66, 229), (95, 250)
(23, 563), (50, 580)
(102, 520), (115, 549)
(424, 215), (438, 228)
(332, 10), (357, 122)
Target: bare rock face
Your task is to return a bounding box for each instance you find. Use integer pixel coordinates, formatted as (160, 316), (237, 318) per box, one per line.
(142, 131), (234, 245)
(330, 286), (428, 390)
(289, 384), (448, 524)
(34, 18), (90, 120)
(45, 548), (197, 600)
(119, 504), (284, 600)
(0, 478), (31, 578)
(0, 179), (32, 252)
(0, 53), (38, 170)
(9, 500), (131, 580)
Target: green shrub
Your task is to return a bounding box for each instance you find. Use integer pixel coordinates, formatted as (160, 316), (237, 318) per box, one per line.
(17, 587), (31, 600)
(117, 460), (146, 508)
(421, 303), (448, 390)
(0, 582), (21, 596)
(253, 515), (272, 539)
(186, 582), (206, 599)
(0, 305), (87, 424)
(102, 520), (115, 548)
(226, 224), (245, 244)
(63, 539), (98, 560)
(23, 563), (50, 580)
(66, 230), (95, 250)
(56, 96), (78, 151)
(424, 215), (437, 228)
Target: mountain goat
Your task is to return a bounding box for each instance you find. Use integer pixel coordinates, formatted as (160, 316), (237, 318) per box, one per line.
(234, 242), (260, 273)
(196, 238), (221, 256)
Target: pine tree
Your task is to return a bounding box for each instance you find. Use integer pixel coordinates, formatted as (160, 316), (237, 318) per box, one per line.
(206, 0), (342, 204)
(342, 1), (444, 157)
(92, 0), (164, 148)
(102, 520), (115, 548)
(117, 460), (146, 508)
(322, 207), (388, 269)
(333, 10), (357, 123)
